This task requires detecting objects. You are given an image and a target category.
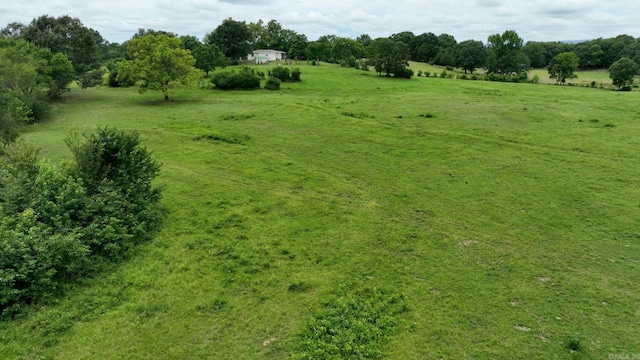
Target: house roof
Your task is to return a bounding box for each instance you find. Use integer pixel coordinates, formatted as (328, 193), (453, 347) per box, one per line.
(252, 49), (286, 54)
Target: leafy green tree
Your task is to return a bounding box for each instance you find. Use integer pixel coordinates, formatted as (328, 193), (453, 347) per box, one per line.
(306, 41), (331, 62)
(193, 44), (226, 77)
(0, 22), (25, 39)
(357, 34), (372, 47)
(0, 38), (74, 141)
(389, 31), (415, 48)
(548, 52), (580, 84)
(20, 15), (103, 75)
(179, 35), (201, 52)
(49, 53), (76, 96)
(250, 19), (297, 51)
(455, 40), (487, 73)
(523, 42), (549, 68)
(206, 18), (252, 61)
(332, 37), (365, 64)
(620, 40), (640, 67)
(487, 30), (528, 74)
(366, 38), (411, 77)
(609, 57), (639, 90)
(288, 34), (308, 60)
(117, 34), (199, 101)
(132, 28), (178, 39)
(411, 32), (439, 63)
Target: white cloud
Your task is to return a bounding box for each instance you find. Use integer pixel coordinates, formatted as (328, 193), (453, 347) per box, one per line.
(0, 0), (638, 43)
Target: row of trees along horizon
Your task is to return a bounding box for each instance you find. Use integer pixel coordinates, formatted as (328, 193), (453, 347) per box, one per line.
(2, 15), (640, 143)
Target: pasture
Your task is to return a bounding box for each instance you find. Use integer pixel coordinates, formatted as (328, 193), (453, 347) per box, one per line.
(1, 63), (639, 359)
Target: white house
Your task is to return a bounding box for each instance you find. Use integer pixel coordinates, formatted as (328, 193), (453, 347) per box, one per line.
(247, 49), (287, 64)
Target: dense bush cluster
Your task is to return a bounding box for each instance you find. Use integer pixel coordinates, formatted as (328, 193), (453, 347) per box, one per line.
(0, 128), (162, 316)
(264, 77), (281, 90)
(269, 66), (302, 82)
(212, 67), (261, 90)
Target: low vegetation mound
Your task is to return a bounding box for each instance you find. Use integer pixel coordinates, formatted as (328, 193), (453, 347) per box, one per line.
(290, 288), (407, 359)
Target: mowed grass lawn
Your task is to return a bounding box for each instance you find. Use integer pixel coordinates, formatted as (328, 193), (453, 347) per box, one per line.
(2, 64), (640, 359)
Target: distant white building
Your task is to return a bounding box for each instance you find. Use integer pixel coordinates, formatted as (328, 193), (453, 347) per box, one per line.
(247, 49), (287, 64)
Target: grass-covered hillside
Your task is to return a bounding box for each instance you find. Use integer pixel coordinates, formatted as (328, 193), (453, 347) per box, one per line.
(2, 63), (639, 359)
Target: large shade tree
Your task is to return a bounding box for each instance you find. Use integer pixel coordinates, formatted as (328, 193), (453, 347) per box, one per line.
(366, 38), (411, 77)
(288, 34), (308, 60)
(206, 18), (252, 61)
(548, 52), (580, 84)
(487, 30), (529, 74)
(117, 34), (199, 101)
(19, 15), (103, 75)
(609, 57), (639, 90)
(455, 40), (486, 73)
(193, 44), (226, 77)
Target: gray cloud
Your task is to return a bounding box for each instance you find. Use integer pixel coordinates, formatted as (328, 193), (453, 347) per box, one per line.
(0, 0), (638, 43)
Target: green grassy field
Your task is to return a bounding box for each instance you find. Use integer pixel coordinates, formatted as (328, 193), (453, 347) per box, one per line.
(529, 68), (640, 87)
(2, 64), (640, 359)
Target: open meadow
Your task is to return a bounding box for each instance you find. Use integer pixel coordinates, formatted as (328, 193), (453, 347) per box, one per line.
(1, 63), (640, 359)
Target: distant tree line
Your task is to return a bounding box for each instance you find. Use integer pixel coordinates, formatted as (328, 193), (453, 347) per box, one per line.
(3, 15), (640, 133)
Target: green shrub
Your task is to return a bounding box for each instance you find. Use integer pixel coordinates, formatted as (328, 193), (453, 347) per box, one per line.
(424, 71), (431, 77)
(394, 68), (414, 79)
(108, 68), (135, 88)
(0, 128), (163, 316)
(264, 77), (281, 90)
(270, 66), (291, 82)
(212, 67), (261, 90)
(65, 127), (162, 257)
(77, 70), (105, 89)
(440, 70), (447, 78)
(291, 68), (302, 82)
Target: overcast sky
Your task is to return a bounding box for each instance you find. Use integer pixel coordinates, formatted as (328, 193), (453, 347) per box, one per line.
(1, 0), (639, 44)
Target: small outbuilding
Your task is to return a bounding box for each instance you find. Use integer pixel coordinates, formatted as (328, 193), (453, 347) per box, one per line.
(247, 49), (287, 64)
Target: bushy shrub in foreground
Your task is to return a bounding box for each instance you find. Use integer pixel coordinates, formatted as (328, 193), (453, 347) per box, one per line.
(0, 127), (162, 316)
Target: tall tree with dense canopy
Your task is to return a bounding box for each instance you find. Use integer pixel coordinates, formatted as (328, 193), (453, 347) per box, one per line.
(206, 18), (252, 61)
(455, 40), (487, 73)
(193, 44), (226, 77)
(609, 57), (639, 90)
(117, 34), (199, 101)
(179, 35), (201, 52)
(548, 52), (580, 84)
(366, 38), (411, 77)
(411, 32), (439, 63)
(0, 38), (74, 141)
(487, 30), (528, 74)
(306, 41), (331, 62)
(547, 52), (580, 84)
(288, 34), (308, 60)
(20, 15), (102, 75)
